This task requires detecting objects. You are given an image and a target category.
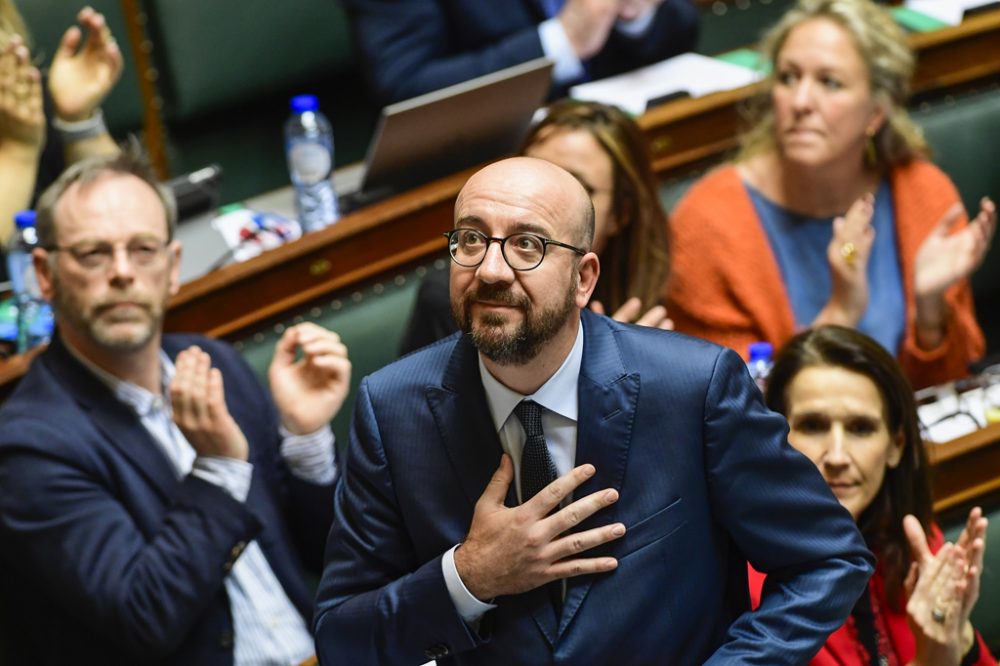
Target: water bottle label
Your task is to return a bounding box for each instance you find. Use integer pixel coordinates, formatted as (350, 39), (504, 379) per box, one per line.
(288, 141), (332, 185)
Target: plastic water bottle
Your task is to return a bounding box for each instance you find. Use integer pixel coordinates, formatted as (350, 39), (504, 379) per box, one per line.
(6, 210), (54, 353)
(747, 341), (774, 395)
(285, 94), (338, 232)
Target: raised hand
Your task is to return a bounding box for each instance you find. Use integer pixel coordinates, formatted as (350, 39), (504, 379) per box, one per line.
(170, 346), (249, 461)
(48, 6), (124, 122)
(0, 37), (45, 150)
(268, 323), (351, 436)
(903, 514), (983, 666)
(915, 199), (996, 300)
(559, 0), (619, 60)
(453, 455), (624, 601)
(817, 193), (875, 327)
(591, 296), (674, 330)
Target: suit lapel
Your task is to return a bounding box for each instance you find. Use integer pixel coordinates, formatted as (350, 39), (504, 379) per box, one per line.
(426, 335), (506, 508)
(558, 311), (639, 638)
(43, 335), (180, 502)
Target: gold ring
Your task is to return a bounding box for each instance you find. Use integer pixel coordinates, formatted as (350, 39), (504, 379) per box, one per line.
(840, 242), (857, 266)
(931, 607), (946, 623)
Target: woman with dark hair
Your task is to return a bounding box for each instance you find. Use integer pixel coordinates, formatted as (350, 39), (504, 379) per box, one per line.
(398, 99), (671, 354)
(755, 325), (994, 666)
(666, 0), (995, 389)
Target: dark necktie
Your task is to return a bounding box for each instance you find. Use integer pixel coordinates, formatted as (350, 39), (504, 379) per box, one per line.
(514, 400), (557, 503)
(513, 399), (563, 615)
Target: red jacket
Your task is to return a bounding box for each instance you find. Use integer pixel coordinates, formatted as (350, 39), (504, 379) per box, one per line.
(666, 161), (984, 388)
(748, 525), (996, 665)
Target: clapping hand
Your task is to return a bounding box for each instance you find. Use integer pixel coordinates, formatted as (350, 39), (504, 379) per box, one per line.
(0, 36), (44, 150)
(822, 193), (875, 326)
(903, 511), (987, 666)
(267, 323), (351, 436)
(48, 6), (123, 122)
(915, 199), (996, 300)
(170, 346), (250, 461)
(453, 455), (624, 601)
(591, 296), (673, 330)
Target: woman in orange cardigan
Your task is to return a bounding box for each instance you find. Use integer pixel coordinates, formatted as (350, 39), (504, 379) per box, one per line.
(665, 0), (995, 389)
(755, 325), (994, 666)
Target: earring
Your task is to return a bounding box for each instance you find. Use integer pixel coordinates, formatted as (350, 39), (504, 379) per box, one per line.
(865, 128), (878, 167)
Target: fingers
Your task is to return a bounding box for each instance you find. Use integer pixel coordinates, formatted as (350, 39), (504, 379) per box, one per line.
(904, 514), (933, 565)
(477, 454), (515, 509)
(589, 300), (606, 315)
(524, 463), (597, 517)
(610, 297), (641, 323)
(169, 346), (248, 460)
(636, 305), (669, 329)
(933, 202), (965, 237)
(546, 554), (619, 581)
(544, 486), (620, 538)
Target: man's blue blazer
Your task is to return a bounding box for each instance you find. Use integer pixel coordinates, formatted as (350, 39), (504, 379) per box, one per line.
(0, 333), (334, 665)
(315, 310), (874, 665)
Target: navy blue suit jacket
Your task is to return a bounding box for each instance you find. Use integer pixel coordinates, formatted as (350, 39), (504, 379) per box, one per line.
(0, 334), (334, 665)
(344, 0), (700, 104)
(315, 310), (874, 665)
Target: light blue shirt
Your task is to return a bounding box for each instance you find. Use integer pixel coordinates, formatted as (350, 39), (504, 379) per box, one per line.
(747, 179), (906, 355)
(68, 343), (335, 665)
(442, 324), (584, 622)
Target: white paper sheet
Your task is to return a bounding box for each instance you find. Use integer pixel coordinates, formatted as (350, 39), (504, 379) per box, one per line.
(569, 53), (762, 116)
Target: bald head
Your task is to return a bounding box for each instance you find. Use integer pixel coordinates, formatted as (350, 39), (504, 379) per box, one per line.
(457, 157), (595, 249)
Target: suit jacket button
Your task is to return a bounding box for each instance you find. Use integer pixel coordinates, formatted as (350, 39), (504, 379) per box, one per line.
(424, 643), (449, 659)
(218, 630), (234, 649)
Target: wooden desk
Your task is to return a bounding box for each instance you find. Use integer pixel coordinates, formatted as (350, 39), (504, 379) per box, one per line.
(930, 422), (1000, 513)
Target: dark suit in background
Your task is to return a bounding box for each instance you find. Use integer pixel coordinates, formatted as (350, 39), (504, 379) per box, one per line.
(343, 0), (700, 104)
(0, 333), (334, 665)
(315, 310), (874, 665)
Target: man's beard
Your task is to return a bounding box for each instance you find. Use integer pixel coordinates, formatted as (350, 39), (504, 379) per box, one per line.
(51, 273), (165, 352)
(452, 280), (576, 365)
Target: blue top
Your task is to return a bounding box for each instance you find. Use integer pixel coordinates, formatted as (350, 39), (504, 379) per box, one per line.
(747, 179), (905, 355)
(289, 94), (319, 113)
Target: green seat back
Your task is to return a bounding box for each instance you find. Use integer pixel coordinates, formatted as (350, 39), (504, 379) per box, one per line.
(14, 0), (144, 133)
(142, 0), (356, 121)
(695, 0), (796, 55)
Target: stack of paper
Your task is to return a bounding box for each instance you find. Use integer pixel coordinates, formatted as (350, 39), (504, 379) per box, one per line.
(569, 52), (762, 116)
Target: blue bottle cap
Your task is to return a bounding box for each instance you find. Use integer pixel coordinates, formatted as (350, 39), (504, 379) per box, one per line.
(14, 210), (36, 228)
(748, 341), (773, 361)
(290, 94), (320, 113)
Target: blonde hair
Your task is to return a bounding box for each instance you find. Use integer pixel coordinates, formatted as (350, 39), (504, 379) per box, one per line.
(0, 0), (30, 50)
(738, 0), (928, 169)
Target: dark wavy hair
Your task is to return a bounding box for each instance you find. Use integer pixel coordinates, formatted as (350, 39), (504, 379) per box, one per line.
(765, 325), (933, 608)
(520, 100), (670, 314)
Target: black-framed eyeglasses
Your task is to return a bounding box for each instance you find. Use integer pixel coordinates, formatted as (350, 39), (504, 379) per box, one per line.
(46, 237), (170, 272)
(443, 228), (586, 272)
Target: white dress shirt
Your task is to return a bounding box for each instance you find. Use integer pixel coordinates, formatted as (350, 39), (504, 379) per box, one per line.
(442, 324), (584, 623)
(69, 344), (334, 665)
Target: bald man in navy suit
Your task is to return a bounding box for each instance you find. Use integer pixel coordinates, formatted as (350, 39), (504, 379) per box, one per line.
(314, 157), (873, 665)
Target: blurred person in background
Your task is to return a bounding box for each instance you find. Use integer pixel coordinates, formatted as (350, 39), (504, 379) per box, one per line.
(666, 0), (995, 389)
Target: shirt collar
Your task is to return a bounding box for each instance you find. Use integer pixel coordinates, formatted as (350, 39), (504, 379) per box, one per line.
(479, 322), (584, 432)
(63, 339), (175, 417)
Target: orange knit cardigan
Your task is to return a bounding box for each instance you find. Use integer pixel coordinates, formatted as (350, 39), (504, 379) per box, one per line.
(665, 161), (984, 389)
